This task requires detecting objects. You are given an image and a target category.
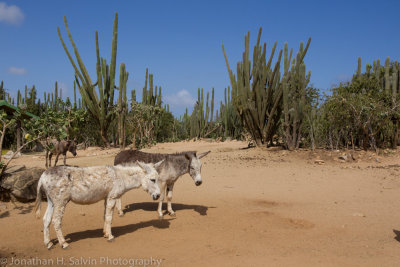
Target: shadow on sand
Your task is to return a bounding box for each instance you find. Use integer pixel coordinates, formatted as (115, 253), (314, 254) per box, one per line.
(393, 229), (400, 242)
(0, 211), (9, 218)
(64, 218), (173, 244)
(123, 202), (215, 216)
(14, 204), (34, 214)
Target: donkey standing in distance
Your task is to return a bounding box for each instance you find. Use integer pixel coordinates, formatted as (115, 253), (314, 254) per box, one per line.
(34, 160), (163, 249)
(114, 150), (210, 219)
(45, 139), (77, 168)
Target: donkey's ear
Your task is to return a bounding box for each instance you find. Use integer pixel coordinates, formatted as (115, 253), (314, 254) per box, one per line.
(198, 151), (211, 159)
(136, 161), (148, 173)
(184, 153), (192, 160)
(154, 159), (164, 169)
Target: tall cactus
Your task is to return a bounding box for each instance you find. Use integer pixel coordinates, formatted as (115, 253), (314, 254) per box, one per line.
(17, 90), (21, 107)
(190, 88), (216, 138)
(0, 81), (4, 100)
(223, 27), (310, 147)
(282, 41), (311, 150)
(220, 86), (242, 139)
(141, 68), (162, 107)
(54, 81), (58, 112)
(131, 89), (136, 108)
(355, 57), (400, 148)
(142, 68), (148, 104)
(117, 63), (129, 148)
(73, 81), (77, 109)
(58, 13), (120, 146)
(222, 28), (282, 146)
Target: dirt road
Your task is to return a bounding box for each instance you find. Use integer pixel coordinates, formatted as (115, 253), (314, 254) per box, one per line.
(1, 140), (400, 266)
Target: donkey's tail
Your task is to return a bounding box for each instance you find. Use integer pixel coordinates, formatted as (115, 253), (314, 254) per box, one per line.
(34, 179), (43, 219)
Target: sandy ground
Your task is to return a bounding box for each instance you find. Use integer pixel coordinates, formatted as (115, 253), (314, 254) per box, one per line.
(1, 140), (400, 267)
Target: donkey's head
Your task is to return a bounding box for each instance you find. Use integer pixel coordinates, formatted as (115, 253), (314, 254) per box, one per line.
(67, 139), (77, 157)
(185, 151), (210, 186)
(137, 160), (163, 200)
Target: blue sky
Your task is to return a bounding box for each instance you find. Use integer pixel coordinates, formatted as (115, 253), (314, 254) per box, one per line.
(1, 0), (400, 116)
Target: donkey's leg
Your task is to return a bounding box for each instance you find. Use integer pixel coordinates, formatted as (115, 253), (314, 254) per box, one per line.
(166, 183), (176, 217)
(104, 198), (117, 241)
(52, 203), (69, 249)
(63, 153), (67, 166)
(157, 181), (167, 219)
(49, 152), (53, 167)
(45, 150), (49, 168)
(54, 153), (60, 167)
(116, 198), (124, 217)
(103, 199), (107, 236)
(43, 198), (54, 249)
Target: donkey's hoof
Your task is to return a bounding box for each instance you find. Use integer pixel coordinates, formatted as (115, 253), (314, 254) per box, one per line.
(62, 243), (70, 250)
(158, 214), (164, 220)
(107, 237), (115, 243)
(46, 242), (54, 250)
(118, 212), (125, 217)
(169, 212), (176, 217)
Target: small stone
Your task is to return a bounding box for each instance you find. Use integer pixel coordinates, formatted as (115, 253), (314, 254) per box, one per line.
(352, 212), (366, 217)
(314, 159), (325, 165)
(4, 165), (25, 174)
(3, 151), (21, 159)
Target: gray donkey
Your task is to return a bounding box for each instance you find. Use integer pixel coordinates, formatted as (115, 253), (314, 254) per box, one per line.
(114, 150), (210, 219)
(45, 140), (77, 168)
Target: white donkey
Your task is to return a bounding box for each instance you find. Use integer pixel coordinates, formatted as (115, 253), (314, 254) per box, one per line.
(114, 150), (210, 219)
(34, 160), (163, 249)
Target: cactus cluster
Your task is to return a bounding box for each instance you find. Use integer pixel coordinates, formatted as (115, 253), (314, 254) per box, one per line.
(357, 57), (400, 147)
(216, 86), (242, 139)
(222, 28), (283, 146)
(222, 27), (311, 147)
(282, 40), (311, 150)
(58, 12), (126, 146)
(189, 88), (216, 138)
(142, 68), (162, 107)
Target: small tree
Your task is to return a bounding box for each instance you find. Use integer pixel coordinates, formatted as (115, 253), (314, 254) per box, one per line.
(0, 111), (16, 162)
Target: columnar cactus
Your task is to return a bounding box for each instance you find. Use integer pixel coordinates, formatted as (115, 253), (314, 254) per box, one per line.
(223, 28), (281, 146)
(73, 81), (77, 109)
(282, 41), (311, 150)
(355, 57), (400, 148)
(219, 86), (242, 139)
(58, 13), (121, 146)
(141, 68), (162, 107)
(223, 27), (310, 147)
(190, 88), (216, 138)
(117, 63), (129, 148)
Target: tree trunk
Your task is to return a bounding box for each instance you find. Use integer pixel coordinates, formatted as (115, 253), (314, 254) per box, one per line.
(16, 120), (21, 151)
(0, 124), (7, 162)
(100, 128), (110, 147)
(392, 120), (399, 149)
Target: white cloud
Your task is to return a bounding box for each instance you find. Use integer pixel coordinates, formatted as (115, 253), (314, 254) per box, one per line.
(165, 89), (196, 109)
(0, 2), (24, 25)
(8, 66), (27, 75)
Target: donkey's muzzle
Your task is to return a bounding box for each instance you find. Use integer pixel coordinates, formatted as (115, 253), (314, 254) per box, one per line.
(195, 180), (202, 186)
(153, 194), (160, 201)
